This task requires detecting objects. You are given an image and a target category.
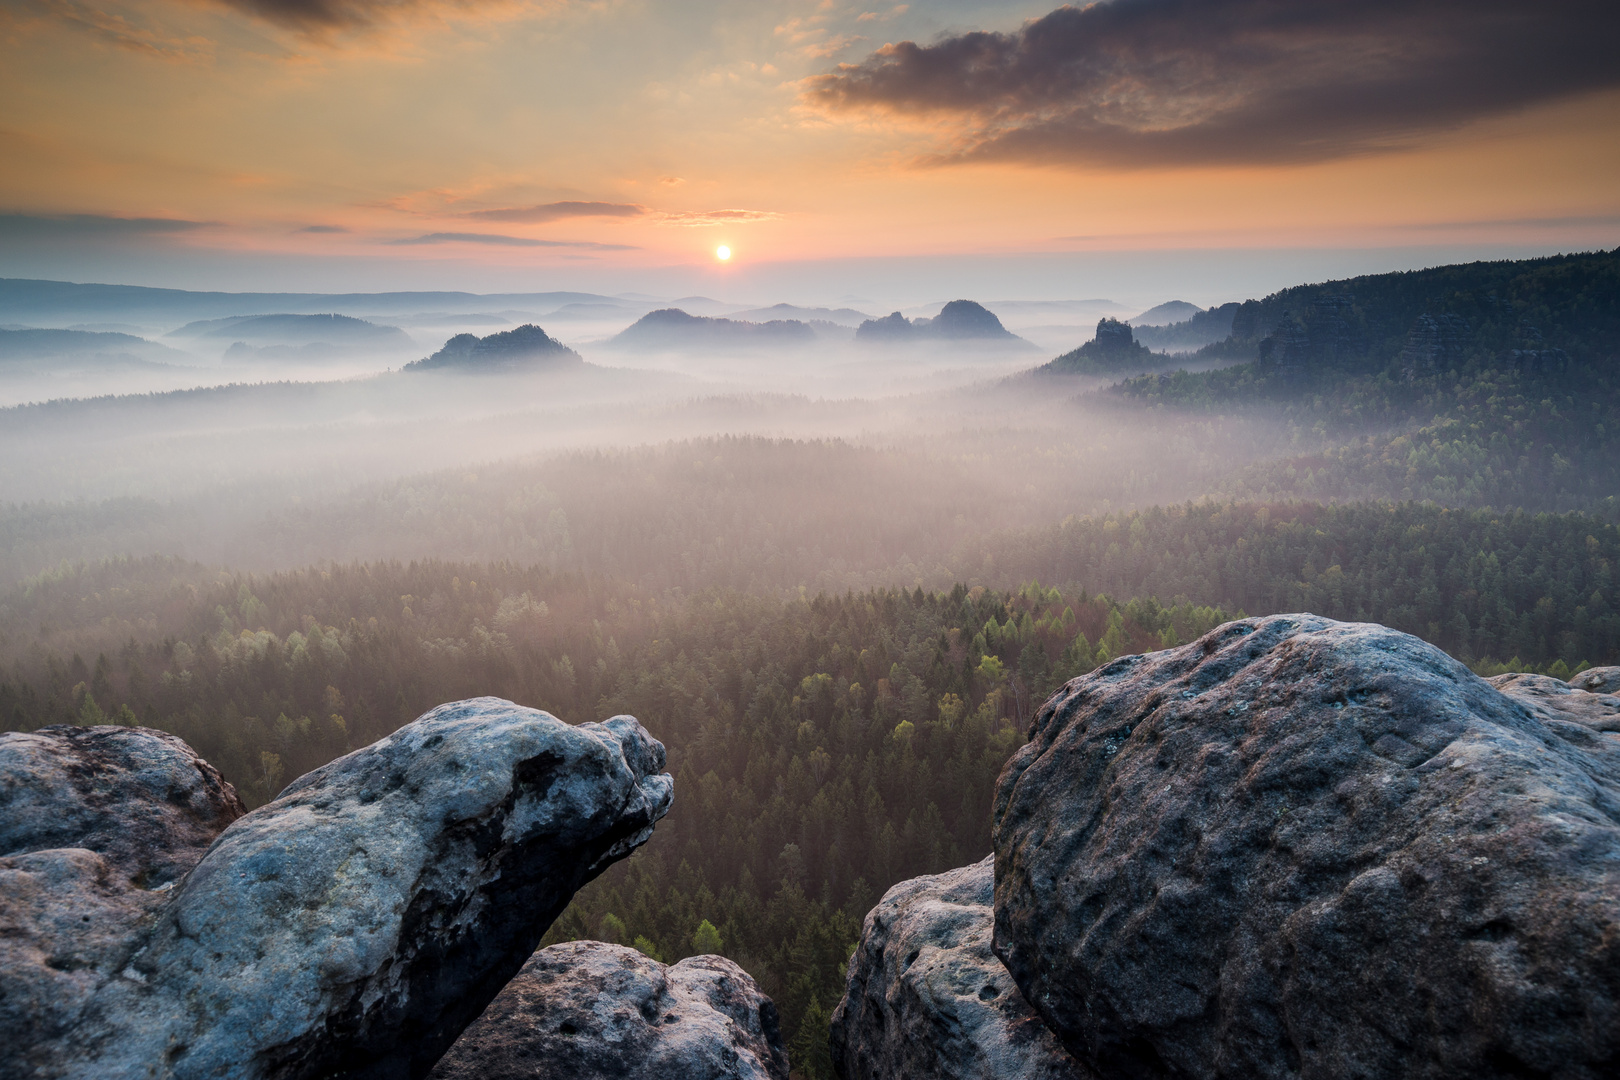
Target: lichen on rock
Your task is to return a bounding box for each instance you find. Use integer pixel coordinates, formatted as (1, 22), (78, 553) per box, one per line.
(431, 940), (789, 1080)
(1, 697), (672, 1080)
(992, 614), (1620, 1080)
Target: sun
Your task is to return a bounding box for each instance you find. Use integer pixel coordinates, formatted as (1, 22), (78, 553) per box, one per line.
(715, 245), (732, 262)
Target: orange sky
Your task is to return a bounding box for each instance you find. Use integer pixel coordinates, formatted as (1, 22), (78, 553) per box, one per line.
(2, 0), (1617, 289)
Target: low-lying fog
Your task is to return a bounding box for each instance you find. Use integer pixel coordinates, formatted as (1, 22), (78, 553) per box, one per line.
(0, 282), (1277, 587)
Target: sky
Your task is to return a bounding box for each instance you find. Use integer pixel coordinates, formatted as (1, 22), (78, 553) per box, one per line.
(2, 0), (1619, 304)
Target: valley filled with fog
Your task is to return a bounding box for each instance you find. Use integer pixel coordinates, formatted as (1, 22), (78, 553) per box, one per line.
(0, 281), (1286, 582)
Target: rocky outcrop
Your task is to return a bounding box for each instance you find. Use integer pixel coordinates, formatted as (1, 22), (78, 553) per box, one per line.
(1572, 666), (1620, 695)
(406, 324), (583, 370)
(431, 941), (788, 1080)
(855, 301), (1029, 346)
(831, 856), (1090, 1080)
(1487, 671), (1620, 730)
(1399, 312), (1471, 380)
(1, 698), (672, 1080)
(1038, 318), (1163, 376)
(609, 309), (815, 350)
(993, 615), (1620, 1080)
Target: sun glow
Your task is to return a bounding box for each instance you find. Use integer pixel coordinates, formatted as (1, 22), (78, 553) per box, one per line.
(716, 245), (732, 261)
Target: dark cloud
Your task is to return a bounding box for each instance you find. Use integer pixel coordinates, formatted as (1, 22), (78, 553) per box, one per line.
(805, 0), (1620, 166)
(296, 224), (349, 233)
(0, 212), (215, 239)
(208, 0), (425, 31)
(388, 232), (637, 250)
(464, 201), (646, 224)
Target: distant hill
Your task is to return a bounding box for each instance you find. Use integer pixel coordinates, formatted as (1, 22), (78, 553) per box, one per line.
(404, 324), (582, 371)
(1132, 303), (1241, 353)
(1037, 318), (1169, 375)
(608, 308), (816, 349)
(1129, 300), (1202, 327)
(0, 278), (619, 326)
(728, 303), (873, 328)
(169, 313), (412, 348)
(1114, 248), (1620, 513)
(0, 327), (189, 368)
(855, 299), (1033, 346)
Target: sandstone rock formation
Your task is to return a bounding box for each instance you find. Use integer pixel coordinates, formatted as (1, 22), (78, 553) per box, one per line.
(1, 697), (672, 1080)
(830, 856), (1090, 1080)
(1572, 666), (1620, 695)
(431, 941), (788, 1080)
(992, 615), (1620, 1080)
(406, 324), (583, 371)
(1487, 671), (1620, 730)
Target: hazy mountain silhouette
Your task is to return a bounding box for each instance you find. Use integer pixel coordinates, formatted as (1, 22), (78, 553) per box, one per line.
(855, 299), (1034, 346)
(405, 324), (583, 371)
(609, 308), (816, 349)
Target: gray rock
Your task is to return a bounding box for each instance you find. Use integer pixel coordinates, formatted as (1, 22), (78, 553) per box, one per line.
(1, 697), (672, 1080)
(993, 615), (1620, 1080)
(1571, 666), (1620, 695)
(1488, 671), (1620, 731)
(430, 941), (789, 1080)
(831, 856), (1091, 1080)
(0, 724), (244, 888)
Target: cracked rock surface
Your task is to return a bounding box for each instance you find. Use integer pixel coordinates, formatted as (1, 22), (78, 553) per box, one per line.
(830, 855), (1090, 1080)
(1, 698), (672, 1080)
(992, 615), (1620, 1080)
(430, 941), (789, 1080)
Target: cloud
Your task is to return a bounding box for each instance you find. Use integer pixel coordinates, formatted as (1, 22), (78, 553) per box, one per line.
(0, 212), (216, 239)
(297, 224), (349, 233)
(462, 201), (645, 224)
(4, 0), (214, 61)
(656, 209), (781, 227)
(388, 231), (637, 250)
(804, 0), (1620, 166)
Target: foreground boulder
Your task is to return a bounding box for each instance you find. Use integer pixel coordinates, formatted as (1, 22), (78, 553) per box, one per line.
(831, 856), (1090, 1080)
(993, 615), (1620, 1080)
(1, 697), (672, 1080)
(431, 941), (788, 1080)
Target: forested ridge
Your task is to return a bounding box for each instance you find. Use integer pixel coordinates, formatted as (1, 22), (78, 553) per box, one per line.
(1116, 249), (1620, 511)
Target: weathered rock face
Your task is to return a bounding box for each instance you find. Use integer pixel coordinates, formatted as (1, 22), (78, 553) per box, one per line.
(430, 941), (788, 1080)
(0, 725), (245, 887)
(1487, 671), (1620, 730)
(1572, 666), (1620, 695)
(831, 856), (1091, 1080)
(993, 615), (1620, 1080)
(1, 698), (672, 1080)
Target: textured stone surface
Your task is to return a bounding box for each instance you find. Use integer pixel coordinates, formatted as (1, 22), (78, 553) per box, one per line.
(0, 725), (244, 888)
(430, 941), (788, 1080)
(1, 698), (671, 1080)
(993, 615), (1620, 1080)
(1571, 666), (1620, 695)
(1488, 672), (1620, 731)
(831, 856), (1090, 1080)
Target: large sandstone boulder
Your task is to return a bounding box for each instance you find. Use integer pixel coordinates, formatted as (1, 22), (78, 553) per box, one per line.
(993, 615), (1620, 1080)
(431, 941), (788, 1080)
(831, 856), (1091, 1080)
(1571, 666), (1620, 695)
(1486, 672), (1620, 730)
(1, 697), (672, 1080)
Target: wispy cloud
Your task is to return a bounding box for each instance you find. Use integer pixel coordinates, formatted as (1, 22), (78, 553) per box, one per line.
(656, 209), (781, 227)
(296, 224), (349, 233)
(805, 0), (1620, 166)
(387, 231), (637, 249)
(463, 201), (645, 224)
(0, 212), (217, 239)
(6, 0), (214, 62)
